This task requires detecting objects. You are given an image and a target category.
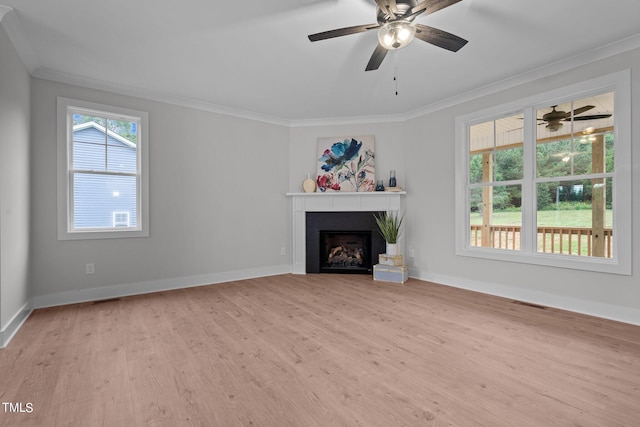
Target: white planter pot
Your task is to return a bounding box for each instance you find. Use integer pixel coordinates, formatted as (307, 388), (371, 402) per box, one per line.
(386, 243), (399, 256)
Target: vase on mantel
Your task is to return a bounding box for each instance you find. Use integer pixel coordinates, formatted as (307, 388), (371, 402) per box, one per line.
(388, 170), (397, 188)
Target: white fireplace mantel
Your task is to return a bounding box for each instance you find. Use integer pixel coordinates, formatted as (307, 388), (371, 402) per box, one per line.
(287, 192), (406, 274)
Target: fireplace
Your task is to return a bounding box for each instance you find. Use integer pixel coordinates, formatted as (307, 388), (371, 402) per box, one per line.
(287, 191), (405, 274)
(306, 211), (385, 274)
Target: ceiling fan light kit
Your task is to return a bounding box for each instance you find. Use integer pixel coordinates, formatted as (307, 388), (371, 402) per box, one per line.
(378, 21), (416, 50)
(308, 0), (468, 71)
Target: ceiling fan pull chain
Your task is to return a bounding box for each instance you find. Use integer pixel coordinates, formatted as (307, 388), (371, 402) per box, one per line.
(394, 51), (399, 96)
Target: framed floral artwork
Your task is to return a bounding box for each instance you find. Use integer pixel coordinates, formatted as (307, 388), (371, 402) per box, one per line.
(316, 135), (375, 192)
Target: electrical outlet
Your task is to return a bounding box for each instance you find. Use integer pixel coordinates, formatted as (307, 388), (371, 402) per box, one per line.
(409, 248), (415, 258)
(280, 247), (286, 255)
(86, 263), (95, 274)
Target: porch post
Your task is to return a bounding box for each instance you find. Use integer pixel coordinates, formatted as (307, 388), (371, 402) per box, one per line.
(591, 134), (605, 257)
(481, 152), (493, 247)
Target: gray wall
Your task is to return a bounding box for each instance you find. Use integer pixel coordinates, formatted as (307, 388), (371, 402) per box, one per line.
(29, 79), (291, 305)
(0, 22), (31, 342)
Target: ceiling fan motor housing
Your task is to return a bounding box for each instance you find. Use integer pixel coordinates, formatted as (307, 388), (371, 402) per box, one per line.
(376, 0), (419, 24)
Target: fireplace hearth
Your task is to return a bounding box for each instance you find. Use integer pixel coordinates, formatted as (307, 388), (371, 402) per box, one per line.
(306, 211), (385, 274)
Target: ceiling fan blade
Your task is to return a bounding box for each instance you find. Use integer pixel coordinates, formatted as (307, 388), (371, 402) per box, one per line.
(411, 0), (463, 17)
(402, 8), (428, 21)
(375, 0), (396, 18)
(572, 105), (595, 116)
(414, 24), (468, 52)
(365, 44), (389, 71)
(387, 0), (400, 15)
(308, 24), (379, 42)
(566, 114), (612, 121)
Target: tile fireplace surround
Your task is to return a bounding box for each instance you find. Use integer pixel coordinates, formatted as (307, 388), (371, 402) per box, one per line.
(287, 192), (406, 274)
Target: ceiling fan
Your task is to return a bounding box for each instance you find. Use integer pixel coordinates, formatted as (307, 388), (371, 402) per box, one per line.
(540, 105), (612, 132)
(308, 0), (468, 71)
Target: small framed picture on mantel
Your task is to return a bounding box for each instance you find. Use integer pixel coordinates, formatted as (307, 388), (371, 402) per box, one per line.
(316, 135), (375, 192)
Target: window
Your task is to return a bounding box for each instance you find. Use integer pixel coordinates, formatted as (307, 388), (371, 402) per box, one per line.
(455, 71), (631, 274)
(57, 98), (149, 240)
(113, 212), (131, 227)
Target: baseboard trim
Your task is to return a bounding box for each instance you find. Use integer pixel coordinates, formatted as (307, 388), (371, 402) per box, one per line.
(409, 268), (640, 326)
(0, 303), (33, 349)
(31, 264), (291, 309)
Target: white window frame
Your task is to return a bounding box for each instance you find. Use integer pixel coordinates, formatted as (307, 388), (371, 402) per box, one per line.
(455, 71), (631, 275)
(57, 97), (149, 240)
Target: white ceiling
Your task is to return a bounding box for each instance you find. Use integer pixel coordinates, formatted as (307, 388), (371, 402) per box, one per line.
(2, 0), (640, 124)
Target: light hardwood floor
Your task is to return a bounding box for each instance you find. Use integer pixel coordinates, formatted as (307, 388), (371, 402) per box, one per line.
(1, 274), (639, 426)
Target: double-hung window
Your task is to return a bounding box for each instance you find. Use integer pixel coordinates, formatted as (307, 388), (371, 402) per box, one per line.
(455, 71), (631, 274)
(57, 97), (149, 240)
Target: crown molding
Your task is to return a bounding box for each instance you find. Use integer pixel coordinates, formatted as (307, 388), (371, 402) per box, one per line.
(0, 5), (12, 21)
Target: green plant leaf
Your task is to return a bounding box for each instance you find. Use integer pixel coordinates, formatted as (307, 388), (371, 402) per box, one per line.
(373, 211), (404, 244)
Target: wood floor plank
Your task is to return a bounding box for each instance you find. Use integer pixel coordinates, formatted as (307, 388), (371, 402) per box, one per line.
(1, 274), (639, 426)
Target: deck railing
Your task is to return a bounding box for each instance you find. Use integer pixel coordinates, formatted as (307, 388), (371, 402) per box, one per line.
(470, 225), (613, 258)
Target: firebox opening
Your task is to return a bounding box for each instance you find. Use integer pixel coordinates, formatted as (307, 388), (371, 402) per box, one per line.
(319, 231), (372, 273)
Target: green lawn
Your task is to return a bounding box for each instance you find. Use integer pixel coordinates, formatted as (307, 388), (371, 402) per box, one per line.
(470, 209), (612, 228)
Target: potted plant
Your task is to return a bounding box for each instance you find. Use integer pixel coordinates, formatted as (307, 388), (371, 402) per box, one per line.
(374, 211), (404, 256)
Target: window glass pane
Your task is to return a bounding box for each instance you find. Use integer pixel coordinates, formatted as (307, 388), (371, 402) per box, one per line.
(536, 178), (612, 258)
(605, 131), (614, 174)
(469, 121), (495, 155)
(107, 144), (137, 173)
(572, 134), (593, 174)
(71, 115), (138, 173)
(469, 185), (522, 250)
(469, 153), (484, 184)
(537, 138), (572, 177)
(493, 114), (524, 182)
(106, 119), (137, 173)
(73, 173), (137, 229)
(73, 136), (105, 171)
(537, 93), (614, 177)
(495, 145), (523, 182)
(537, 131), (614, 178)
(469, 120), (494, 184)
(107, 119), (137, 143)
(570, 93), (614, 170)
(73, 113), (106, 129)
(72, 114), (106, 171)
(469, 114), (523, 184)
